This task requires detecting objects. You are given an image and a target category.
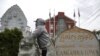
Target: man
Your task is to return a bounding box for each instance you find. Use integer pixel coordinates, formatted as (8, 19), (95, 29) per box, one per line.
(33, 18), (51, 56)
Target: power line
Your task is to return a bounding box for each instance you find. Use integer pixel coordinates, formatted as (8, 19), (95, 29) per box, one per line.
(87, 12), (100, 27)
(82, 7), (100, 26)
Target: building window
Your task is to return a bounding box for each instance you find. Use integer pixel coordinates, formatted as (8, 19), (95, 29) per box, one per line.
(19, 22), (23, 25)
(0, 21), (1, 27)
(68, 25), (71, 29)
(57, 19), (67, 34)
(4, 20), (8, 24)
(13, 12), (17, 18)
(20, 26), (24, 29)
(14, 15), (17, 18)
(4, 24), (8, 26)
(8, 16), (12, 20)
(50, 24), (53, 30)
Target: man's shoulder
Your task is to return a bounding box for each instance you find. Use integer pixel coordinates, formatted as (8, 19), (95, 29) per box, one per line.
(37, 26), (45, 30)
(34, 26), (46, 34)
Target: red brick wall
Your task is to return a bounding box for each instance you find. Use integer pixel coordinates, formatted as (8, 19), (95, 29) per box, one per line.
(45, 12), (75, 35)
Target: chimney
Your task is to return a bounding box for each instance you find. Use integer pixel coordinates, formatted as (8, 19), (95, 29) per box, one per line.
(58, 12), (64, 16)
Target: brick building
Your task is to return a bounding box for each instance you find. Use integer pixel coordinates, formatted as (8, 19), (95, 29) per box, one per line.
(45, 12), (76, 36)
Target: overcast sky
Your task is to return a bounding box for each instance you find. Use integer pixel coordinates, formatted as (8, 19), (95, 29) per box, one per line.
(0, 0), (100, 31)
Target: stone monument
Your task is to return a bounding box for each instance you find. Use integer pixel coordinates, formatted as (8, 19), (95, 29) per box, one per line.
(55, 27), (99, 56)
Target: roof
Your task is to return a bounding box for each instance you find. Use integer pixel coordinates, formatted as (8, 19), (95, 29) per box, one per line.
(63, 26), (93, 34)
(46, 12), (76, 23)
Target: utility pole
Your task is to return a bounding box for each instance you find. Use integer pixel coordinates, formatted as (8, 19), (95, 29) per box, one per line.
(53, 9), (56, 39)
(49, 9), (51, 38)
